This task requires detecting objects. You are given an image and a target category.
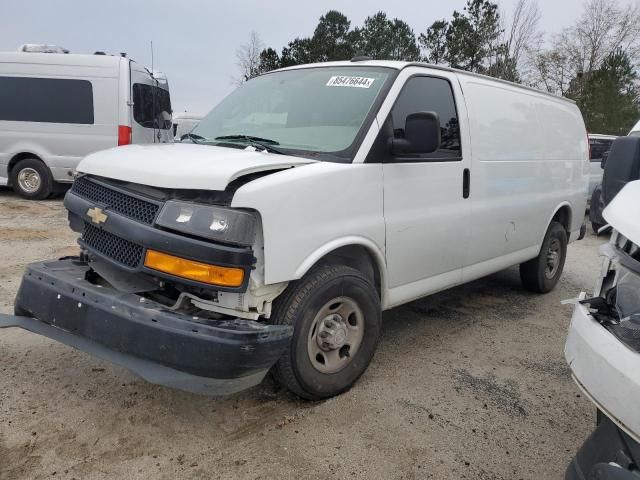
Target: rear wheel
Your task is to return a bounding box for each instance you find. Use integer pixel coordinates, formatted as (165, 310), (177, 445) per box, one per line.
(270, 264), (381, 400)
(10, 158), (53, 200)
(520, 221), (568, 293)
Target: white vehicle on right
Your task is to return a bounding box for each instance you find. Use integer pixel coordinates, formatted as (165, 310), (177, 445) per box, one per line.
(630, 119), (640, 137)
(565, 180), (640, 479)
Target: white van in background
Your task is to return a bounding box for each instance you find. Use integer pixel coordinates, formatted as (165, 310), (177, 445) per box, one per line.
(630, 120), (640, 137)
(0, 49), (172, 199)
(172, 112), (203, 141)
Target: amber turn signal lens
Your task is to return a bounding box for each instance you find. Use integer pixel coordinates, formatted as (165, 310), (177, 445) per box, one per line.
(144, 250), (244, 287)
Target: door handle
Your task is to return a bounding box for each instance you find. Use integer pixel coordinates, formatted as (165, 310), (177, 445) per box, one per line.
(463, 168), (470, 199)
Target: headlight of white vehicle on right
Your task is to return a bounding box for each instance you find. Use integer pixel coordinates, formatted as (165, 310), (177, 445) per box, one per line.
(156, 200), (258, 246)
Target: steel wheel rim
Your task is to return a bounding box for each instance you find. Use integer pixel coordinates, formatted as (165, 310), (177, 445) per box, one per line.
(17, 168), (41, 193)
(307, 296), (365, 374)
(545, 238), (561, 279)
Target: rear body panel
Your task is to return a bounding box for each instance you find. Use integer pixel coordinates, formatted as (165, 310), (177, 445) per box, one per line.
(129, 62), (172, 144)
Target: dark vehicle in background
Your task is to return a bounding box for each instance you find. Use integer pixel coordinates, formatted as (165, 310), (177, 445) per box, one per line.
(589, 136), (640, 233)
(588, 134), (617, 204)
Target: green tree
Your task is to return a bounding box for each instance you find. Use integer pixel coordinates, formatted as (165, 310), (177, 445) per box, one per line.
(445, 0), (503, 73)
(486, 45), (519, 82)
(354, 12), (420, 60)
(280, 38), (315, 67)
(260, 10), (359, 71)
(258, 48), (281, 73)
(569, 49), (640, 135)
(310, 10), (357, 62)
(419, 20), (448, 64)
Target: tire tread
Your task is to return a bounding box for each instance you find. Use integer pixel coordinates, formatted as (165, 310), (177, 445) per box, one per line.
(270, 264), (378, 400)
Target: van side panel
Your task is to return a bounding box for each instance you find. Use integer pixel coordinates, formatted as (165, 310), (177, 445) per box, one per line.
(0, 56), (119, 183)
(458, 76), (588, 279)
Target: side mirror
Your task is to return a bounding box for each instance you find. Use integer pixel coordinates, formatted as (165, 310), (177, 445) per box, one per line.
(390, 111), (441, 156)
(601, 150), (609, 170)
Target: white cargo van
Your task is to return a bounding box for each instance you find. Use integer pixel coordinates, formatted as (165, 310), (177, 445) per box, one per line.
(630, 120), (640, 137)
(172, 112), (203, 141)
(1, 60), (589, 400)
(0, 51), (172, 199)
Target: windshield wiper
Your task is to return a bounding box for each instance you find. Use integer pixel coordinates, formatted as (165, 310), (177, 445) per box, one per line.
(213, 135), (285, 154)
(180, 132), (206, 144)
(215, 134), (279, 144)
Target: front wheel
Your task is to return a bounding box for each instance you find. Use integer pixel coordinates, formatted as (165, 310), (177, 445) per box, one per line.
(520, 221), (568, 293)
(270, 264), (381, 400)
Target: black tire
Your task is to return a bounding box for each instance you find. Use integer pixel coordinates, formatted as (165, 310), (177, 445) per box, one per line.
(10, 158), (53, 200)
(520, 221), (568, 293)
(270, 264), (381, 400)
(592, 222), (604, 234)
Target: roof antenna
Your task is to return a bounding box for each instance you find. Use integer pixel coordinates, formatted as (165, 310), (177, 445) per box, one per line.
(150, 40), (154, 78)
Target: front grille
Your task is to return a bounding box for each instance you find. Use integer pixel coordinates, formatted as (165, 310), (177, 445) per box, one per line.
(82, 223), (143, 268)
(72, 177), (160, 225)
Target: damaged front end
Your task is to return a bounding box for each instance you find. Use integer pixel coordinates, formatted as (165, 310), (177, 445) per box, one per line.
(565, 181), (640, 479)
(0, 174), (292, 395)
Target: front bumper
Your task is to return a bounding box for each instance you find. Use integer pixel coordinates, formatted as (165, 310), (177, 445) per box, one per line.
(565, 297), (640, 443)
(1, 258), (292, 395)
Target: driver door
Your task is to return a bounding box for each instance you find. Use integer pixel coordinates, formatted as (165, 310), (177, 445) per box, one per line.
(380, 70), (472, 305)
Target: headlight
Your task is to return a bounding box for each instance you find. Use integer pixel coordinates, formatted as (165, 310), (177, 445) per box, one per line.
(156, 200), (257, 246)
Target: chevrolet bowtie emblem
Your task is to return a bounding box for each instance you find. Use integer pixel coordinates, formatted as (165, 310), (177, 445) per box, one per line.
(87, 207), (108, 225)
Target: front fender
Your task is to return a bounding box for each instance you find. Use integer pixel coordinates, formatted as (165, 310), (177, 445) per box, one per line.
(231, 162), (385, 287)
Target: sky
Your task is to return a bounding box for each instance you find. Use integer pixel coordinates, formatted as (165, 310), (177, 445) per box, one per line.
(1, 0), (587, 116)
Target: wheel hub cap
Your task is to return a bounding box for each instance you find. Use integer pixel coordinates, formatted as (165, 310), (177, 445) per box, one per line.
(545, 238), (561, 279)
(17, 168), (41, 193)
(317, 315), (348, 350)
(307, 296), (365, 374)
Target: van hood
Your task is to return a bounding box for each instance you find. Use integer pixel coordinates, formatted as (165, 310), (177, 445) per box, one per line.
(603, 180), (640, 245)
(76, 144), (317, 190)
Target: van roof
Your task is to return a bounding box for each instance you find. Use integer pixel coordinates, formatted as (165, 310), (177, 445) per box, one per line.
(0, 51), (126, 68)
(275, 59), (575, 105)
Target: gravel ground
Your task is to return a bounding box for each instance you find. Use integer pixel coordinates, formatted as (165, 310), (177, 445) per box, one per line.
(0, 187), (603, 480)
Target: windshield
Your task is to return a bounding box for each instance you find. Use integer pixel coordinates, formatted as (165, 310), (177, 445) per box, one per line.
(191, 67), (394, 161)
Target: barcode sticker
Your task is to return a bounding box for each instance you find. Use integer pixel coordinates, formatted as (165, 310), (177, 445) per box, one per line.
(326, 76), (375, 88)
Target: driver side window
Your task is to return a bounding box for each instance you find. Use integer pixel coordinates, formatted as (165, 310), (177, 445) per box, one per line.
(389, 76), (461, 161)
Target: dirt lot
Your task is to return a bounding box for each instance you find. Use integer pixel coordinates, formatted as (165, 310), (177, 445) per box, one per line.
(0, 188), (602, 480)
